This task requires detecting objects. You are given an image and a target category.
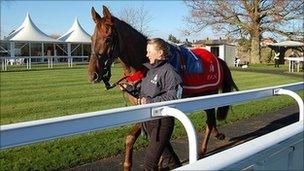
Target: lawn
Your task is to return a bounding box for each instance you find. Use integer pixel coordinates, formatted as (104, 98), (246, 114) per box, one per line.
(0, 64), (303, 170)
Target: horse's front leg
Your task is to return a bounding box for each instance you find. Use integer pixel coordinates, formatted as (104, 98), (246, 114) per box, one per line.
(124, 123), (142, 171)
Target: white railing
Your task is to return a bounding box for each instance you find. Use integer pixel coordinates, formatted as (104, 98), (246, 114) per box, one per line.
(176, 85), (304, 170)
(176, 121), (303, 170)
(1, 82), (303, 166)
(1, 56), (88, 70)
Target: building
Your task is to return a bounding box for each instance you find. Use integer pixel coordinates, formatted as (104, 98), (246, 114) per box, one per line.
(193, 38), (236, 67)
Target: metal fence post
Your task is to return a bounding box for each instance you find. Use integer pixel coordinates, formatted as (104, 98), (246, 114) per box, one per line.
(152, 106), (198, 164)
(274, 88), (304, 121)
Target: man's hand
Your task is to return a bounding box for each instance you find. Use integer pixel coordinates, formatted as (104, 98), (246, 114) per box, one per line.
(138, 97), (148, 104)
(118, 83), (128, 91)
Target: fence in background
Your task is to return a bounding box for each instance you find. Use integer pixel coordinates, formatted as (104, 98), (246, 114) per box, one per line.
(1, 56), (88, 71)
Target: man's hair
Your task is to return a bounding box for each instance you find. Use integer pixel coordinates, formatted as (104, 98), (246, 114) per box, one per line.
(147, 38), (170, 58)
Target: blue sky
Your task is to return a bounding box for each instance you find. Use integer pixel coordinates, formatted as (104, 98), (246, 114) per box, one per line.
(1, 0), (216, 42)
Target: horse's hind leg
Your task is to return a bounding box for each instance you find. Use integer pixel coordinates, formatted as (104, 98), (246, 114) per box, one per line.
(200, 108), (216, 158)
(200, 108), (226, 158)
(124, 123), (142, 171)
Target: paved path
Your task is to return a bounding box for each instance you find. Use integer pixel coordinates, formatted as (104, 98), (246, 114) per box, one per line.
(68, 105), (300, 171)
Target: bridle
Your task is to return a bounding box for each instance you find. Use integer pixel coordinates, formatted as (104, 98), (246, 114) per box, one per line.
(91, 25), (119, 90)
(91, 23), (146, 91)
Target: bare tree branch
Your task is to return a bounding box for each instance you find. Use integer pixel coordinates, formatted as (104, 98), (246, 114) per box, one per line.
(183, 0), (304, 63)
(118, 5), (153, 36)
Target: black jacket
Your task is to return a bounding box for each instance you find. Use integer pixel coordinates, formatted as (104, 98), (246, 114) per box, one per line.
(140, 60), (182, 103)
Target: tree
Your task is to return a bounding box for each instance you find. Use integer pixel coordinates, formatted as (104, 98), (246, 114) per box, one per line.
(119, 5), (153, 36)
(168, 34), (181, 44)
(184, 0), (304, 64)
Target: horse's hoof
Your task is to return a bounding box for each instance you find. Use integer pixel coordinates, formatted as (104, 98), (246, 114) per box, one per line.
(198, 153), (205, 160)
(198, 149), (206, 159)
(123, 163), (131, 171)
(215, 133), (225, 140)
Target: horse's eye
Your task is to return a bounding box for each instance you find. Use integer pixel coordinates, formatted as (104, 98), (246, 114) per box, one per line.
(105, 37), (111, 44)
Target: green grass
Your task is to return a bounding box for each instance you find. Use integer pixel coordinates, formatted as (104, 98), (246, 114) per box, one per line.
(1, 65), (125, 124)
(0, 64), (303, 170)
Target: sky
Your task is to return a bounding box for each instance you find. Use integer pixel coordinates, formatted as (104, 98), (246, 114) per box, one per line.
(1, 0), (217, 42)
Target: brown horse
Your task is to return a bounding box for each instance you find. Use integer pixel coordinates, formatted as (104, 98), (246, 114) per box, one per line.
(88, 6), (238, 170)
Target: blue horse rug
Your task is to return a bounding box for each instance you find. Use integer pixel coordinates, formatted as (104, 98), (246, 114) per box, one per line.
(167, 43), (204, 74)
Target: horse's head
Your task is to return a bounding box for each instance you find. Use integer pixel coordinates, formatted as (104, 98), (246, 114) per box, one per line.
(88, 6), (118, 89)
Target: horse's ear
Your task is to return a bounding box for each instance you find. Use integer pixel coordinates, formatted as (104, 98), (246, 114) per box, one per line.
(91, 7), (101, 23)
(102, 5), (113, 24)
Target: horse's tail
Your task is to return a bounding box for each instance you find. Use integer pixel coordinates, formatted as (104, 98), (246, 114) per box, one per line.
(217, 59), (239, 120)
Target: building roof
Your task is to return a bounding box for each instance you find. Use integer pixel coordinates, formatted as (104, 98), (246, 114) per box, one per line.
(58, 18), (91, 43)
(5, 13), (58, 42)
(194, 38), (235, 46)
(261, 37), (277, 47)
(269, 40), (304, 47)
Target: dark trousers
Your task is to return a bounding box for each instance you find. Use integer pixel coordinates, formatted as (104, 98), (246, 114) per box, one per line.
(143, 117), (181, 171)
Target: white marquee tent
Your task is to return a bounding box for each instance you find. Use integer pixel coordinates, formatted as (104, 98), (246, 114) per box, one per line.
(57, 18), (91, 65)
(1, 13), (91, 70)
(58, 18), (91, 43)
(5, 13), (58, 42)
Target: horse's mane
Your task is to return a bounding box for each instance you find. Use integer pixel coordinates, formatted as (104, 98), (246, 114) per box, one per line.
(113, 17), (148, 69)
(114, 17), (147, 40)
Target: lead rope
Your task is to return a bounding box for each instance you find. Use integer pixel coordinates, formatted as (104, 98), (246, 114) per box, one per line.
(118, 83), (130, 107)
(122, 91), (129, 107)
